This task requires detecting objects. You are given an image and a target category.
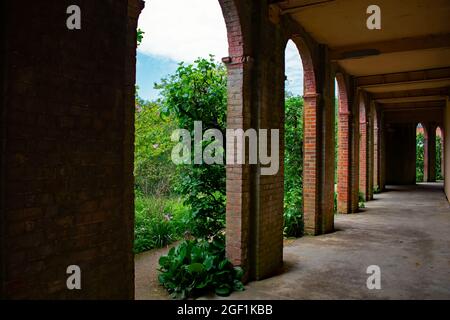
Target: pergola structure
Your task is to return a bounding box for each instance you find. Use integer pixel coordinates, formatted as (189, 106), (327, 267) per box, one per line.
(1, 0), (449, 298)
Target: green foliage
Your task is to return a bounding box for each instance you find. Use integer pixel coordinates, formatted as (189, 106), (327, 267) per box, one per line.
(134, 193), (190, 253)
(334, 191), (338, 213)
(158, 235), (244, 299)
(283, 95), (304, 237)
(416, 132), (424, 182)
(373, 185), (381, 194)
(155, 57), (227, 238)
(137, 28), (144, 47)
(358, 192), (366, 209)
(135, 96), (178, 197)
(436, 135), (443, 181)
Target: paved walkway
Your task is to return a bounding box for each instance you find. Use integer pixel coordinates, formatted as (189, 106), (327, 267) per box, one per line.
(136, 183), (450, 299)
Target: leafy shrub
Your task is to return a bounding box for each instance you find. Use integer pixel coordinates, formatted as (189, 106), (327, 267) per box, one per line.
(436, 135), (443, 181)
(358, 192), (366, 209)
(283, 95), (304, 237)
(373, 185), (380, 194)
(334, 191), (338, 213)
(158, 235), (244, 299)
(416, 131), (424, 182)
(135, 96), (178, 197)
(155, 57), (227, 239)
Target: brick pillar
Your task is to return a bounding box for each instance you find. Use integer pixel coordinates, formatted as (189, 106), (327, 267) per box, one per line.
(303, 93), (320, 232)
(224, 58), (253, 277)
(303, 48), (335, 234)
(379, 111), (386, 191)
(374, 107), (380, 190)
(358, 95), (374, 200)
(424, 123), (437, 182)
(349, 88), (360, 212)
(336, 74), (352, 214)
(367, 101), (375, 199)
(359, 97), (368, 200)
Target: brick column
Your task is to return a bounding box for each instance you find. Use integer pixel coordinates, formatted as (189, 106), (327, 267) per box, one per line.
(367, 101), (375, 199)
(303, 51), (335, 234)
(303, 93), (320, 232)
(359, 98), (368, 200)
(379, 111), (386, 191)
(373, 107), (381, 191)
(224, 57), (253, 277)
(359, 95), (374, 201)
(336, 74), (352, 214)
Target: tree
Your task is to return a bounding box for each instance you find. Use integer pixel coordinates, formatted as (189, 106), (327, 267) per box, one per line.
(155, 57), (227, 238)
(283, 95), (304, 237)
(134, 95), (178, 196)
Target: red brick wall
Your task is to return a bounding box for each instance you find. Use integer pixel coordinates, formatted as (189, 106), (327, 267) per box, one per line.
(336, 73), (351, 213)
(1, 0), (142, 299)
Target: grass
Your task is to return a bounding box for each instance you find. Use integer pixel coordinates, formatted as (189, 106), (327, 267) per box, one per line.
(134, 194), (190, 254)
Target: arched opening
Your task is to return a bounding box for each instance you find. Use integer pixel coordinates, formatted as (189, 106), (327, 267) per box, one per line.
(288, 36), (319, 235)
(436, 126), (443, 181)
(134, 0), (244, 299)
(416, 123), (426, 183)
(283, 39), (304, 238)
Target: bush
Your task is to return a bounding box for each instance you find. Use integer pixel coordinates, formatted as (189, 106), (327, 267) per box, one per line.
(155, 57), (227, 239)
(374, 185), (380, 194)
(134, 194), (190, 253)
(358, 192), (366, 209)
(436, 135), (443, 181)
(158, 235), (244, 299)
(416, 132), (424, 182)
(135, 96), (178, 197)
(334, 191), (338, 213)
(283, 95), (304, 237)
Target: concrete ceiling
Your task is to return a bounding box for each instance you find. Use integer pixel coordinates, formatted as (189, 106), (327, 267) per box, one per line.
(285, 0), (450, 48)
(277, 0), (450, 98)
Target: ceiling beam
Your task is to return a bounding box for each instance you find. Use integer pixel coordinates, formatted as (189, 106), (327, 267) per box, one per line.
(381, 100), (444, 110)
(375, 95), (446, 104)
(356, 67), (450, 88)
(330, 34), (450, 61)
(371, 87), (450, 100)
(273, 0), (337, 15)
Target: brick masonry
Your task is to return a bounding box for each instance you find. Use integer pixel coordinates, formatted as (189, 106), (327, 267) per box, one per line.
(0, 0), (143, 299)
(2, 0), (444, 299)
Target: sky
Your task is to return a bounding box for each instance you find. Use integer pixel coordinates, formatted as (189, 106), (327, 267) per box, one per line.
(136, 0), (303, 101)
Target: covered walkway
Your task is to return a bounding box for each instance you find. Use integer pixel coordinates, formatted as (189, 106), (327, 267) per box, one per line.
(211, 183), (450, 299)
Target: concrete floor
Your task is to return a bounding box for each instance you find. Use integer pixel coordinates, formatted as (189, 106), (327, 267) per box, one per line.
(136, 183), (450, 300)
(210, 183), (450, 300)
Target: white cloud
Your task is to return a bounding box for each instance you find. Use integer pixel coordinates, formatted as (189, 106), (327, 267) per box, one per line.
(285, 40), (304, 96)
(137, 3), (304, 95)
(138, 0), (228, 62)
